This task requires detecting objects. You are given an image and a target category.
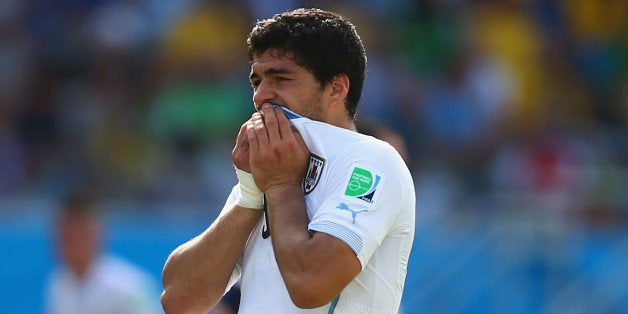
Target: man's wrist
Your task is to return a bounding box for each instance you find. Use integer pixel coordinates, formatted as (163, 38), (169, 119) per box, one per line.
(264, 183), (303, 198)
(235, 167), (264, 209)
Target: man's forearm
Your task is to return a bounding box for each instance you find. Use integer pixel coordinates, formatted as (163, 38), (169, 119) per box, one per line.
(266, 184), (312, 260)
(265, 184), (330, 307)
(161, 206), (262, 313)
(265, 184), (362, 308)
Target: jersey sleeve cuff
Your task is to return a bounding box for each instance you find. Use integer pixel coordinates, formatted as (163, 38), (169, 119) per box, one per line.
(308, 220), (365, 266)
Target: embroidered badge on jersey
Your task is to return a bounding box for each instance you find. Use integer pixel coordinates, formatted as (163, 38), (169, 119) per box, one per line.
(303, 154), (325, 195)
(342, 166), (382, 204)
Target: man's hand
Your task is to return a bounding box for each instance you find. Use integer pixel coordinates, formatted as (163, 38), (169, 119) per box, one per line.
(232, 118), (253, 172)
(231, 117), (265, 209)
(246, 103), (310, 192)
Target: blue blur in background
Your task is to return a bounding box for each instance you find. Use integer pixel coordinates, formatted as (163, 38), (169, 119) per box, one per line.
(3, 200), (628, 313)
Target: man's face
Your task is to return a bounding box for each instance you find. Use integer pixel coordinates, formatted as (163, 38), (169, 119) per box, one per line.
(56, 211), (100, 277)
(249, 49), (327, 121)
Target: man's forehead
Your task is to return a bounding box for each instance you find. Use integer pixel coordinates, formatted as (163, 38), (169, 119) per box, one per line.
(250, 51), (300, 73)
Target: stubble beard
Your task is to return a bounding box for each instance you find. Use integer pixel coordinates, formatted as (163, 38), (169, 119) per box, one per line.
(298, 91), (325, 122)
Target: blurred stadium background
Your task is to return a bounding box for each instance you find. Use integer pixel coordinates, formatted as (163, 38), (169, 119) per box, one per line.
(0, 0), (626, 313)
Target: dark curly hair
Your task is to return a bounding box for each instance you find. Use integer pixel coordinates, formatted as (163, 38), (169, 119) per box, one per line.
(247, 8), (366, 119)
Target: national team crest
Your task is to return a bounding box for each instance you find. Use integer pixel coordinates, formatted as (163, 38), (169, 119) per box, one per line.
(303, 154), (325, 195)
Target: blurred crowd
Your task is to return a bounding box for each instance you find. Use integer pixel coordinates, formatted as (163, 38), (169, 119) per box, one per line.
(0, 0), (626, 224)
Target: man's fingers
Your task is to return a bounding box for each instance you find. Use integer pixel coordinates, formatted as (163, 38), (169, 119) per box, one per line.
(275, 106), (294, 141)
(251, 112), (269, 145)
(234, 122), (249, 150)
(232, 119), (254, 172)
(261, 103), (281, 142)
(246, 120), (259, 153)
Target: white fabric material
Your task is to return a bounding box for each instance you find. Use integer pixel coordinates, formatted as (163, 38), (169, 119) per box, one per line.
(235, 166), (264, 209)
(222, 107), (415, 313)
(45, 255), (161, 314)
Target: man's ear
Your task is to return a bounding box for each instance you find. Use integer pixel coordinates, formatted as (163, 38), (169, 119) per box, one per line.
(328, 74), (350, 109)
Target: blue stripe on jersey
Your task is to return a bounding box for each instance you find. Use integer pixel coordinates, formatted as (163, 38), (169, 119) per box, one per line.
(328, 295), (340, 313)
(271, 104), (302, 120)
(309, 220), (363, 254)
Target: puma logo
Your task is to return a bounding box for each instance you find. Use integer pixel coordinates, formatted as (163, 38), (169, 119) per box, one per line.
(336, 203), (368, 224)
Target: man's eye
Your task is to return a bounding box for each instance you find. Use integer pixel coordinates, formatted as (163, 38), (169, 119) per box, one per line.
(251, 80), (260, 88)
(276, 77), (289, 82)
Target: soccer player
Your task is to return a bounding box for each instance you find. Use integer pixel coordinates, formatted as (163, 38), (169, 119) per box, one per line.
(46, 190), (161, 314)
(161, 8), (415, 313)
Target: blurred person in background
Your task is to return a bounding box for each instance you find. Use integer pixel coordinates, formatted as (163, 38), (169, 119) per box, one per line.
(45, 189), (161, 314)
(161, 7), (415, 313)
(357, 118), (411, 166)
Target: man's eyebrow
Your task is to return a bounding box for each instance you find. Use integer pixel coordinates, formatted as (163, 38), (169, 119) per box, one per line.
(265, 67), (294, 75)
(249, 67), (295, 81)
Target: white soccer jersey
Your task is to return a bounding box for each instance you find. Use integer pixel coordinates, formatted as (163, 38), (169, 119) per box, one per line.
(223, 107), (416, 313)
(45, 255), (161, 314)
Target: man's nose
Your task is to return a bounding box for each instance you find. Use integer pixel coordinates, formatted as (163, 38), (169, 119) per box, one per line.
(252, 80), (276, 110)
